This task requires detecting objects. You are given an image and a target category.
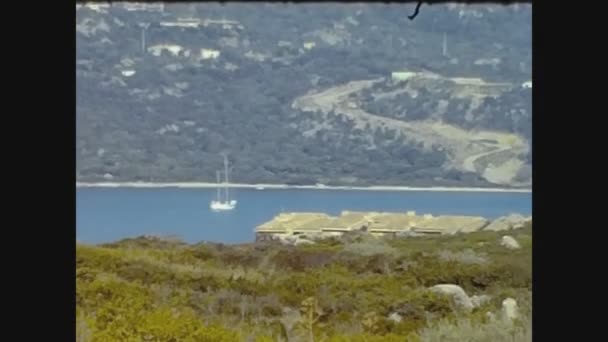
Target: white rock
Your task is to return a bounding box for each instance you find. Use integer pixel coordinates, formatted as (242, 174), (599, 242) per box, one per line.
(501, 298), (519, 321)
(470, 294), (492, 308)
(484, 214), (530, 231)
(500, 235), (521, 250)
(429, 284), (474, 311)
(278, 235), (298, 245)
(294, 238), (315, 246)
(388, 312), (402, 323)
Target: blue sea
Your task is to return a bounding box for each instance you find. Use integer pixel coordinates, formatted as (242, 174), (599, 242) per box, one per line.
(76, 188), (532, 244)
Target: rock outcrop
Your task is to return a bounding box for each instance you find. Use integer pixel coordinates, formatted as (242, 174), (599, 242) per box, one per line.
(429, 284), (474, 311)
(500, 235), (521, 249)
(501, 297), (519, 321)
(470, 294), (492, 307)
(484, 214), (531, 231)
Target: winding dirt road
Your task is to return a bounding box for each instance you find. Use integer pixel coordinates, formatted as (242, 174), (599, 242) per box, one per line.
(292, 78), (529, 185)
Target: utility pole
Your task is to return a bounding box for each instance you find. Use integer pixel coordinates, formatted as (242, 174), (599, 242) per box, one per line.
(139, 22), (150, 54)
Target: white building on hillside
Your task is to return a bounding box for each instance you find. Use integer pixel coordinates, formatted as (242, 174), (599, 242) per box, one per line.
(200, 49), (220, 60)
(122, 3), (165, 12)
(147, 44), (184, 57)
(391, 71), (417, 82)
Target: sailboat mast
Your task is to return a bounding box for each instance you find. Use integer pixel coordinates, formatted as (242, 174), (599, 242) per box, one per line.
(216, 170), (222, 201)
(223, 154), (229, 201)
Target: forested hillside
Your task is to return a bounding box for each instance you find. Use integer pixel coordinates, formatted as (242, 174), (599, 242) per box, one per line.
(76, 3), (531, 187)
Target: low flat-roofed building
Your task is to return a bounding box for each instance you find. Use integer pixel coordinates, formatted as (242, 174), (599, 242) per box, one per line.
(200, 49), (221, 60)
(320, 212), (371, 233)
(367, 213), (426, 237)
(412, 215), (489, 235)
(255, 213), (331, 241)
(255, 211), (491, 241)
(292, 216), (334, 234)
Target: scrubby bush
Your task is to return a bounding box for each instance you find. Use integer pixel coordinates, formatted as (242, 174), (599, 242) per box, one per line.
(77, 227), (531, 340)
(342, 239), (400, 257)
(417, 311), (531, 342)
(437, 248), (488, 265)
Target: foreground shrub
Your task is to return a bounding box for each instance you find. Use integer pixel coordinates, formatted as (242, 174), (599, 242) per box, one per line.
(417, 312), (531, 342)
(342, 240), (399, 257)
(76, 226), (531, 341)
(327, 333), (419, 342)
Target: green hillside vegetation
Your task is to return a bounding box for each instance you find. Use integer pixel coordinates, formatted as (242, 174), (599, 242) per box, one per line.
(77, 224), (531, 341)
(77, 3), (531, 188)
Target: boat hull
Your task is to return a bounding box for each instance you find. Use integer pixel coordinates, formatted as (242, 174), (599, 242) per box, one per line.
(210, 200), (237, 211)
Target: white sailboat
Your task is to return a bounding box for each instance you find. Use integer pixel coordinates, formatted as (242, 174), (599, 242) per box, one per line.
(210, 154), (237, 211)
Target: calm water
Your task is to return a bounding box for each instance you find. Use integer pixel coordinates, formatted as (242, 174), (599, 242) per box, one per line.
(76, 188), (532, 244)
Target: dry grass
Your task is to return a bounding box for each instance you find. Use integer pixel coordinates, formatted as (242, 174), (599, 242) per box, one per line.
(437, 248), (488, 265)
(418, 309), (531, 342)
(342, 239), (399, 257)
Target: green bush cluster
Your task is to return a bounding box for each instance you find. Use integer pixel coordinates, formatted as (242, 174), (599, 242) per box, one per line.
(77, 227), (531, 341)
